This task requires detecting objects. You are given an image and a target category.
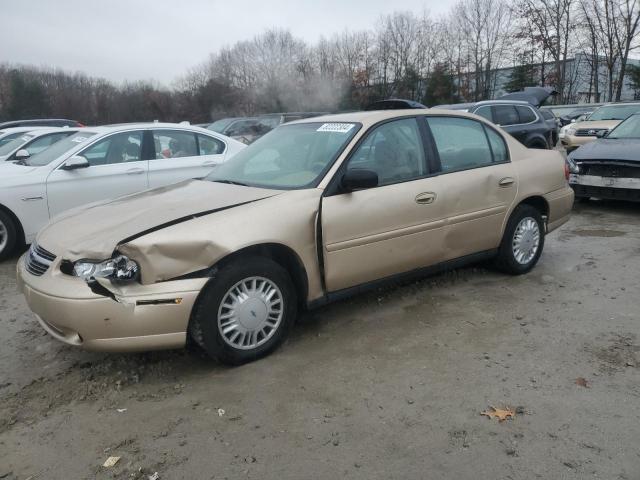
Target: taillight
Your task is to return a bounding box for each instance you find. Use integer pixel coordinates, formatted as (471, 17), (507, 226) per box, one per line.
(564, 161), (570, 181)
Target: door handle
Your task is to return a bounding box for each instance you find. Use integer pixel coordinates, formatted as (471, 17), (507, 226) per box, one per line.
(499, 177), (515, 187)
(202, 161), (217, 166)
(415, 192), (436, 205)
(126, 168), (145, 175)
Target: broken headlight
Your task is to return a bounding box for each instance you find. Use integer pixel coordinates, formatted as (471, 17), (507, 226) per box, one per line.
(73, 255), (139, 282)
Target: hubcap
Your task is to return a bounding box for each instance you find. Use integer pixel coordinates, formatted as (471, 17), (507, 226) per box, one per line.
(512, 217), (540, 265)
(0, 220), (7, 253)
(217, 276), (283, 350)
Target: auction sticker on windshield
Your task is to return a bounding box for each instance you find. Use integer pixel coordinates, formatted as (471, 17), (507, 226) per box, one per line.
(317, 123), (355, 133)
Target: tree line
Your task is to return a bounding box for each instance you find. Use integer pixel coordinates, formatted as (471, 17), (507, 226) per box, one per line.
(1, 0), (640, 125)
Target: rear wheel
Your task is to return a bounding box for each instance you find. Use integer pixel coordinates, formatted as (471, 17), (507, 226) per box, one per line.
(0, 211), (17, 261)
(189, 256), (297, 365)
(494, 205), (545, 275)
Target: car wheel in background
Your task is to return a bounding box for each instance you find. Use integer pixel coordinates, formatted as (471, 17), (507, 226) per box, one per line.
(0, 210), (17, 261)
(189, 256), (297, 365)
(494, 205), (545, 275)
(527, 140), (549, 149)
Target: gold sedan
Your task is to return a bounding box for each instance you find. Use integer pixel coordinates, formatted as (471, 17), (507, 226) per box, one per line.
(18, 110), (574, 364)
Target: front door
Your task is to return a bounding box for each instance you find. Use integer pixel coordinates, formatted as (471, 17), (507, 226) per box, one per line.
(46, 130), (148, 218)
(321, 117), (448, 292)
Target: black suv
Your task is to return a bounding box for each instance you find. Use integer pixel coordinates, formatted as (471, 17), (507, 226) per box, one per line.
(436, 100), (556, 149)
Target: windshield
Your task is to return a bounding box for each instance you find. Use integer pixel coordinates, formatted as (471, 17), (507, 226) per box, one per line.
(26, 131), (98, 166)
(0, 133), (35, 156)
(607, 114), (640, 139)
(0, 131), (26, 148)
(205, 122), (360, 189)
(588, 104), (640, 121)
(207, 118), (237, 133)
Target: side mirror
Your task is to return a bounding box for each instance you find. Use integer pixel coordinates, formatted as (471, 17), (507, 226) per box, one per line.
(341, 169), (378, 192)
(14, 149), (30, 159)
(596, 130), (608, 138)
(61, 155), (90, 170)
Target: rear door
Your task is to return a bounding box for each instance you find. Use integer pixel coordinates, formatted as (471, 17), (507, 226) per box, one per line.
(423, 116), (518, 260)
(321, 117), (448, 292)
(45, 130), (149, 217)
(147, 129), (226, 188)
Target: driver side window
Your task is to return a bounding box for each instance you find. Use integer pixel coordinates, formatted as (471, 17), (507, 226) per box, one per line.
(79, 131), (143, 166)
(347, 118), (426, 186)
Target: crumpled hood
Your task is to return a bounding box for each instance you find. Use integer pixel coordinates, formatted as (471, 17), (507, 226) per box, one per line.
(37, 180), (282, 259)
(570, 138), (640, 163)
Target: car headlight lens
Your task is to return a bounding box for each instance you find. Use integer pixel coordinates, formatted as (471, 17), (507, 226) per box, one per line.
(73, 255), (139, 282)
(566, 128), (577, 136)
(566, 157), (580, 174)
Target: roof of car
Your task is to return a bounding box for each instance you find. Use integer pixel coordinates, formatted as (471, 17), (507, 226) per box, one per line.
(291, 109), (485, 128)
(0, 126), (64, 135)
(83, 122), (216, 133)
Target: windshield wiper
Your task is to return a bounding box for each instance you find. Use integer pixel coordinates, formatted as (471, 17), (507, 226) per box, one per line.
(212, 179), (249, 186)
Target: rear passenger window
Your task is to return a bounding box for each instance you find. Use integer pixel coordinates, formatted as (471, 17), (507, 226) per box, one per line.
(197, 134), (225, 155)
(427, 117), (503, 172)
(516, 106), (537, 124)
(493, 106), (519, 126)
(152, 130), (198, 159)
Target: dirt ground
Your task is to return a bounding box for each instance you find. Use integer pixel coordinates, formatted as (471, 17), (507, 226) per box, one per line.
(1, 200), (639, 480)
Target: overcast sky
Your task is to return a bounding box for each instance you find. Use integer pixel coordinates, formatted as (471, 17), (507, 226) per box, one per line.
(2, 0), (455, 86)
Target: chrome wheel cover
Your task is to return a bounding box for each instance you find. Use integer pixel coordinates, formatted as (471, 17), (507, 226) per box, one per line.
(512, 217), (540, 265)
(217, 276), (284, 350)
(0, 219), (7, 253)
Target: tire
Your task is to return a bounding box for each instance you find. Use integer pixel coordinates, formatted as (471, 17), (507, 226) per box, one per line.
(0, 210), (17, 261)
(527, 140), (548, 150)
(494, 205), (545, 275)
(189, 256), (297, 365)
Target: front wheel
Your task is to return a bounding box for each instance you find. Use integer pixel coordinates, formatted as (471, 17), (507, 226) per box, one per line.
(0, 210), (18, 261)
(189, 256), (297, 365)
(494, 205), (545, 275)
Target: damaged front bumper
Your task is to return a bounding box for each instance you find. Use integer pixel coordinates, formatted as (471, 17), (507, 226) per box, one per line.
(17, 253), (208, 352)
(570, 174), (640, 202)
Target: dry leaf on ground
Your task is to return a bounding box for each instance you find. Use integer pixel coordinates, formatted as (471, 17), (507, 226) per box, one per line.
(103, 456), (121, 468)
(575, 377), (590, 388)
(480, 406), (515, 422)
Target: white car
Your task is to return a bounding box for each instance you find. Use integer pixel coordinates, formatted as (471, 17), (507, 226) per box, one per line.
(0, 128), (79, 162)
(0, 123), (245, 259)
(0, 127), (53, 149)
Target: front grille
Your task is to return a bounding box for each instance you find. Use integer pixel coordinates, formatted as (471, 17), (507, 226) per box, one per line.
(25, 243), (56, 276)
(576, 128), (608, 137)
(579, 162), (640, 178)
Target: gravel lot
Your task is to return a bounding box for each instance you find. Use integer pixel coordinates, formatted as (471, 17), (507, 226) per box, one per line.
(1, 201), (639, 480)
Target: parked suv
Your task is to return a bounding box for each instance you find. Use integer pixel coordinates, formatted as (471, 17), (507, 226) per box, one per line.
(436, 100), (556, 149)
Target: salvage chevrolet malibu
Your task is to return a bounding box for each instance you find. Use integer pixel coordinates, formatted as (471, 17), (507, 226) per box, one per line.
(17, 110), (574, 365)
